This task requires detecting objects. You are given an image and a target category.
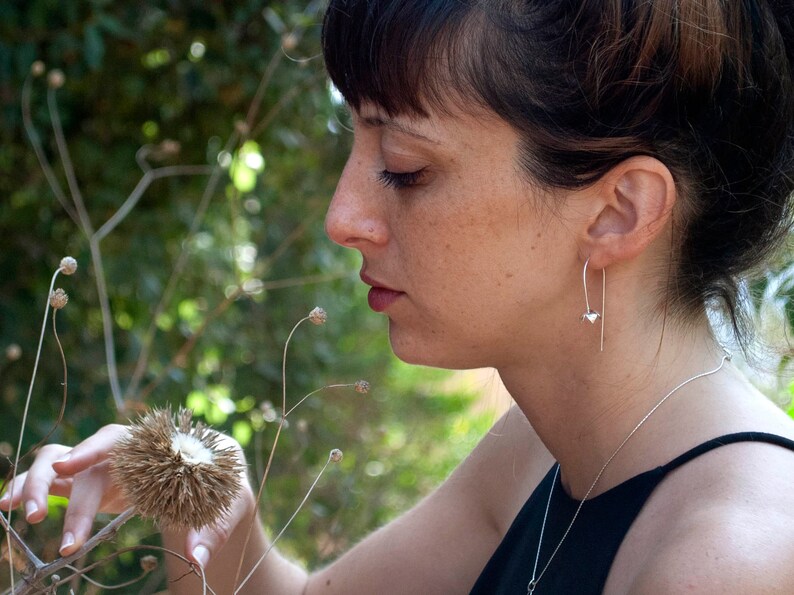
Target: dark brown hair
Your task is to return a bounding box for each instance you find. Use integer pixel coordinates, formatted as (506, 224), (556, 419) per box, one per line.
(322, 0), (794, 347)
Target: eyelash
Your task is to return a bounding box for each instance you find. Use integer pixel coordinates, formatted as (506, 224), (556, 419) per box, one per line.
(377, 168), (427, 189)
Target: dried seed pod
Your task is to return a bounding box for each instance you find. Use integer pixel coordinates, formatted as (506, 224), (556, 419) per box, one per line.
(308, 307), (327, 325)
(329, 448), (343, 463)
(354, 380), (370, 394)
(59, 256), (77, 275)
(30, 61), (45, 77)
(109, 408), (244, 530)
(47, 69), (65, 89)
(49, 288), (68, 310)
(140, 555), (158, 572)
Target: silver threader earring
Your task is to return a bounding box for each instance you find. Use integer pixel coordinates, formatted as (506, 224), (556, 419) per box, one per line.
(579, 257), (606, 351)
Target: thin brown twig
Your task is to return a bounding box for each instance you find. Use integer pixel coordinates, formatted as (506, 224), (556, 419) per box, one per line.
(11, 507), (135, 595)
(0, 512), (43, 571)
(232, 315), (308, 590)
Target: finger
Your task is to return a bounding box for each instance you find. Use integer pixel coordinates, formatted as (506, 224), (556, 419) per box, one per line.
(18, 444), (72, 523)
(59, 462), (112, 555)
(52, 424), (128, 477)
(0, 472), (29, 511)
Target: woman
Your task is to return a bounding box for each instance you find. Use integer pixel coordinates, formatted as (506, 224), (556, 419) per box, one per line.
(4, 1), (794, 592)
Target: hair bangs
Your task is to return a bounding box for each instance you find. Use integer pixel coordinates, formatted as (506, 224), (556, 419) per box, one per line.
(322, 0), (482, 117)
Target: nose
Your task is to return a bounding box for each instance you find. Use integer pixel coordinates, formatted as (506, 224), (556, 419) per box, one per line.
(325, 155), (388, 249)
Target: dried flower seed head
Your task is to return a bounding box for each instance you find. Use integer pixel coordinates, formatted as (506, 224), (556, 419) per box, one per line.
(140, 555), (158, 572)
(59, 256), (77, 275)
(49, 288), (68, 310)
(308, 306), (327, 325)
(109, 407), (244, 531)
(47, 69), (65, 89)
(354, 380), (370, 394)
(329, 448), (343, 463)
(234, 120), (250, 136)
(30, 61), (45, 77)
(5, 344), (21, 362)
(282, 32), (299, 51)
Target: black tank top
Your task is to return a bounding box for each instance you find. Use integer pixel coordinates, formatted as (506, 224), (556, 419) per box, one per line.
(470, 432), (794, 594)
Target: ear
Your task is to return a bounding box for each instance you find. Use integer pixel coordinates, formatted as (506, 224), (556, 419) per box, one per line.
(580, 156), (676, 269)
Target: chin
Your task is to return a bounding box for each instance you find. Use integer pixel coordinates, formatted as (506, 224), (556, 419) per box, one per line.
(387, 322), (480, 370)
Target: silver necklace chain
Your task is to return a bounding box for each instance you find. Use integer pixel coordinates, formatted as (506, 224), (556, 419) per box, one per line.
(526, 353), (731, 594)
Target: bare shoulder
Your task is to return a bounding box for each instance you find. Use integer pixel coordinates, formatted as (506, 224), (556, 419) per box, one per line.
(628, 435), (794, 594)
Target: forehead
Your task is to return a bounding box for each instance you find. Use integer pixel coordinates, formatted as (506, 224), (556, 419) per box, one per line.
(353, 101), (515, 149)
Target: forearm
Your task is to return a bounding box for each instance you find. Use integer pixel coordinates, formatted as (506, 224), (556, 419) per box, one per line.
(163, 507), (308, 594)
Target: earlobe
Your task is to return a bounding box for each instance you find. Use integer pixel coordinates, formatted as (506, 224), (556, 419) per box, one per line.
(584, 156), (676, 267)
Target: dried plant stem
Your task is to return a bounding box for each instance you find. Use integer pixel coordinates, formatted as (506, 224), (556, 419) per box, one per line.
(232, 315), (309, 590)
(12, 308), (70, 471)
(0, 512), (43, 572)
(20, 76), (78, 225)
(235, 454), (334, 593)
(136, 285), (245, 402)
(284, 384), (356, 418)
(94, 165), (214, 243)
(43, 544), (214, 595)
(4, 268), (60, 591)
(63, 563), (152, 590)
(9, 508), (135, 595)
(124, 132), (240, 403)
(47, 88), (93, 238)
(251, 71), (326, 138)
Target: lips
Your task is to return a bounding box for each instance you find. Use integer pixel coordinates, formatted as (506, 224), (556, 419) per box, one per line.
(360, 271), (405, 313)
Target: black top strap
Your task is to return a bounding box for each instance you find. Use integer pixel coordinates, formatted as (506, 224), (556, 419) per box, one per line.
(661, 431), (794, 474)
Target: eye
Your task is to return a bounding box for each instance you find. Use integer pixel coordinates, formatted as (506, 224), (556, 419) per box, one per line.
(377, 168), (427, 189)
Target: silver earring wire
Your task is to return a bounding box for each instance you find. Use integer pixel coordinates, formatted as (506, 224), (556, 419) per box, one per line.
(579, 257), (606, 352)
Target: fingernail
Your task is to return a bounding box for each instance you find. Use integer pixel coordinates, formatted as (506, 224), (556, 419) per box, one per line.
(24, 500), (38, 520)
(59, 532), (75, 554)
(53, 453), (71, 465)
(192, 545), (210, 568)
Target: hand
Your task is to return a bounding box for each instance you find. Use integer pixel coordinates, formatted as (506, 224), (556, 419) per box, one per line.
(0, 424), (256, 571)
(0, 424), (131, 555)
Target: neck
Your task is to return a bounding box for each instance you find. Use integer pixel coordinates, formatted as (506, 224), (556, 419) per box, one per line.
(499, 301), (727, 499)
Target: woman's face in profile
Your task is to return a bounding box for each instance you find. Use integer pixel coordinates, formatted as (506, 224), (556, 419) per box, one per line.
(324, 102), (585, 370)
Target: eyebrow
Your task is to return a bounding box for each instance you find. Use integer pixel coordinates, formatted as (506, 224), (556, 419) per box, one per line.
(359, 116), (440, 145)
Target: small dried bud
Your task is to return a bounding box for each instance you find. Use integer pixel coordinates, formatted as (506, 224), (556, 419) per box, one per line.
(282, 32), (299, 51)
(49, 288), (68, 310)
(50, 575), (60, 584)
(354, 380), (370, 394)
(5, 344), (21, 362)
(140, 555), (158, 572)
(109, 407), (245, 530)
(30, 61), (45, 77)
(329, 448), (343, 463)
(159, 139), (181, 156)
(234, 120), (250, 136)
(59, 256), (77, 275)
(47, 69), (65, 89)
(308, 307), (327, 325)
(260, 400), (277, 423)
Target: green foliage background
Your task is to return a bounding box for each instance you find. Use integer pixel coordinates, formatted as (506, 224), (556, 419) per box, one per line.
(0, 2), (497, 591)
